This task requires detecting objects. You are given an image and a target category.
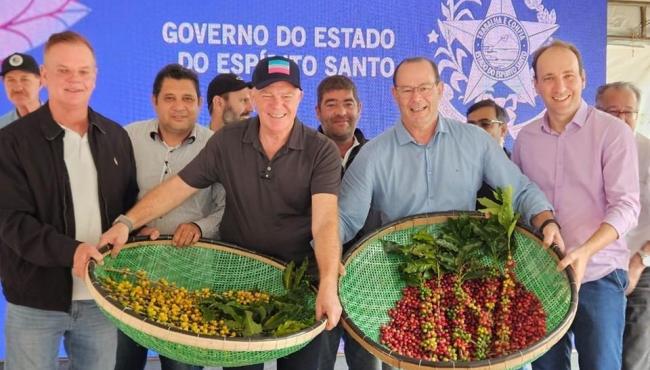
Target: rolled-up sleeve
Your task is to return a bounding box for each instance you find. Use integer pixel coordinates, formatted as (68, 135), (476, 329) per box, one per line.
(192, 182), (226, 240)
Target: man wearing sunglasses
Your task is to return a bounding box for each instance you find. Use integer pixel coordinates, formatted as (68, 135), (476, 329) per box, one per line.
(466, 99), (511, 206)
(466, 99), (510, 151)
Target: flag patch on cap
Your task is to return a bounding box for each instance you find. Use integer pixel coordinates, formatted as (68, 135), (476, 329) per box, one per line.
(268, 59), (290, 75)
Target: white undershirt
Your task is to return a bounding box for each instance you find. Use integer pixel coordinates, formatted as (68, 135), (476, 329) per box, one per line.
(341, 135), (361, 170)
(61, 125), (102, 300)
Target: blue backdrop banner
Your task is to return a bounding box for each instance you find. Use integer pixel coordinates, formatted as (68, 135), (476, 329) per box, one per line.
(0, 0), (606, 359)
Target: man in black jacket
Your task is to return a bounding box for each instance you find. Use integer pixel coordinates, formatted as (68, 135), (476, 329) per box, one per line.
(315, 75), (378, 370)
(316, 75), (368, 173)
(0, 31), (138, 370)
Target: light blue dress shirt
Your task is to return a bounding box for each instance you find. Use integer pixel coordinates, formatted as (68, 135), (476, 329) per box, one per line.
(339, 116), (552, 243)
(0, 109), (19, 129)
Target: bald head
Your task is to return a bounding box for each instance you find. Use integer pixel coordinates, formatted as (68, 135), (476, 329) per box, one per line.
(596, 82), (640, 131)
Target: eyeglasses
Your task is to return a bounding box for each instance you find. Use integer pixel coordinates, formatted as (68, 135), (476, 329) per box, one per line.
(599, 108), (638, 119)
(467, 119), (504, 129)
(394, 83), (437, 97)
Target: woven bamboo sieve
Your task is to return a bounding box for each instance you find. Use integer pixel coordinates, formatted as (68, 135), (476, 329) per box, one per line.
(339, 212), (578, 370)
(85, 236), (326, 367)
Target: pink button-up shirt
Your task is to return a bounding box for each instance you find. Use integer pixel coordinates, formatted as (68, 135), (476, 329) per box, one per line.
(513, 101), (640, 283)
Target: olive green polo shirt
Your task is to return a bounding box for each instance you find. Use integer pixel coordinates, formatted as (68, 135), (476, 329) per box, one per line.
(179, 116), (340, 263)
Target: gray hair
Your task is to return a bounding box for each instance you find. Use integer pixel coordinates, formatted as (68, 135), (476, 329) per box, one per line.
(595, 82), (641, 108)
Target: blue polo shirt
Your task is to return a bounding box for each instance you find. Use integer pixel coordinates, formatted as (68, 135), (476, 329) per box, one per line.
(0, 109), (19, 129)
(339, 115), (552, 243)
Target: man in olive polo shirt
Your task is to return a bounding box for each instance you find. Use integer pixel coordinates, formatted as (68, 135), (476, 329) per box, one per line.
(99, 56), (342, 370)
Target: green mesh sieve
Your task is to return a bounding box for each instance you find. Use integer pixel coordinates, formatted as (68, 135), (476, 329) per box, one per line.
(85, 236), (325, 367)
(339, 212), (578, 370)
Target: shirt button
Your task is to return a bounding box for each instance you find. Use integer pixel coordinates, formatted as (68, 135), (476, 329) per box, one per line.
(267, 166), (271, 171)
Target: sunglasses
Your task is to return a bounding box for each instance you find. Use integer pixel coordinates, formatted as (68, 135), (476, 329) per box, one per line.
(467, 119), (504, 129)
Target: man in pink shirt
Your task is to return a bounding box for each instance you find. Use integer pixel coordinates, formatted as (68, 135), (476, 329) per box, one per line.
(513, 40), (640, 370)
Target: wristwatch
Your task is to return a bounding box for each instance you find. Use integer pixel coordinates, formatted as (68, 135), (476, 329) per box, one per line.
(639, 250), (650, 267)
(112, 214), (134, 234)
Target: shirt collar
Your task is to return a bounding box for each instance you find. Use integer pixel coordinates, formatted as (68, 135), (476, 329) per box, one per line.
(342, 135), (361, 167)
(243, 116), (305, 151)
(572, 100), (590, 127)
(40, 102), (106, 140)
(147, 119), (197, 144)
(14, 101), (42, 119)
(316, 126), (367, 146)
(395, 116), (448, 145)
(353, 127), (368, 144)
(88, 112), (106, 135)
(541, 100), (589, 133)
(350, 134), (361, 149)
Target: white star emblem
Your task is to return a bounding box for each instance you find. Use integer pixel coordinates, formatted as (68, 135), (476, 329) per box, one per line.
(427, 29), (439, 43)
(441, 0), (558, 105)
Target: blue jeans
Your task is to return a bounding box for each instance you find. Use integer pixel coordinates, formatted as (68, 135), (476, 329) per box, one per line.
(623, 267), (650, 370)
(115, 329), (202, 370)
(223, 332), (323, 370)
(318, 323), (379, 370)
(4, 300), (117, 370)
(532, 269), (628, 370)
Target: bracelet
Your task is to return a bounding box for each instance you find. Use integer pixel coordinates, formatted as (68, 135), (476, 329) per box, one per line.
(112, 214), (134, 234)
(539, 218), (561, 234)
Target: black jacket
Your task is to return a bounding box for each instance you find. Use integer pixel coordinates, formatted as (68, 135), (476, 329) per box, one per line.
(317, 127), (368, 176)
(344, 128), (368, 171)
(317, 127), (374, 250)
(476, 147), (512, 208)
(0, 103), (138, 312)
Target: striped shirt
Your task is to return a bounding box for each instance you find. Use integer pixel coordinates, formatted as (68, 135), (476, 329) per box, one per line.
(125, 119), (225, 239)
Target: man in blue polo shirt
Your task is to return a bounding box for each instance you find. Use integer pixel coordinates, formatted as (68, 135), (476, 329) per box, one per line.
(339, 56), (563, 259)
